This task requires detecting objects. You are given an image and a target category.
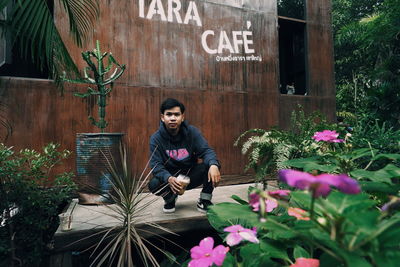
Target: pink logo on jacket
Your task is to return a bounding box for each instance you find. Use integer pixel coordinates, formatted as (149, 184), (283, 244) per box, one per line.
(166, 149), (189, 161)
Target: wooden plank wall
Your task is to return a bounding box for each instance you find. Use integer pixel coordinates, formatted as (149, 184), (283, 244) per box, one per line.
(1, 0), (335, 182)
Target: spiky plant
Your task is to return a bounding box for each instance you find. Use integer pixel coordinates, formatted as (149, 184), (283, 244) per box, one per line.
(77, 145), (182, 267)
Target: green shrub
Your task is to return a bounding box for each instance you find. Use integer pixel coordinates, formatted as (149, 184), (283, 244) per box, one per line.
(351, 116), (400, 154)
(206, 187), (400, 267)
(338, 112), (400, 170)
(0, 143), (76, 266)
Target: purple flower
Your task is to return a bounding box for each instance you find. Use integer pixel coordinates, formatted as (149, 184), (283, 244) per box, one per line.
(189, 237), (229, 267)
(224, 225), (259, 246)
(381, 197), (400, 212)
(249, 192), (278, 212)
(312, 130), (344, 143)
(318, 173), (361, 194)
(279, 170), (331, 197)
(279, 169), (360, 197)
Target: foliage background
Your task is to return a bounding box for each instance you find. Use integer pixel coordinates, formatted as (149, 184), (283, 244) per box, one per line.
(333, 0), (400, 128)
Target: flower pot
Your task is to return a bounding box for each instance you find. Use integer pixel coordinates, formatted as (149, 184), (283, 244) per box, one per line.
(76, 133), (124, 204)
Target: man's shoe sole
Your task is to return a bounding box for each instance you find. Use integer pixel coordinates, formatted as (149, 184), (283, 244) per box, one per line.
(163, 207), (175, 213)
(197, 207), (207, 213)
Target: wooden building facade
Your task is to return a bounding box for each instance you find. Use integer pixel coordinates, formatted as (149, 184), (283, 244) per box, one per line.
(0, 0), (335, 182)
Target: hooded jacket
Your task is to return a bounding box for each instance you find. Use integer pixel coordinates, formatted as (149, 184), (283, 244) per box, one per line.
(149, 121), (220, 183)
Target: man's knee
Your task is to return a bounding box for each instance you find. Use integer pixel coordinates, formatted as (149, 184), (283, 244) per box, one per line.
(149, 177), (172, 196)
(186, 163), (210, 190)
(194, 162), (208, 175)
(148, 177), (163, 195)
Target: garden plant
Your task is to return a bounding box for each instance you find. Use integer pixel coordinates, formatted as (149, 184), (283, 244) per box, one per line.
(0, 143), (76, 267)
(77, 146), (182, 267)
(234, 108), (339, 189)
(62, 40), (126, 132)
(184, 123), (400, 267)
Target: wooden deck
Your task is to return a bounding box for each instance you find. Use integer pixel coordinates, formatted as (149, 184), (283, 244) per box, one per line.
(49, 181), (281, 266)
(52, 183), (256, 253)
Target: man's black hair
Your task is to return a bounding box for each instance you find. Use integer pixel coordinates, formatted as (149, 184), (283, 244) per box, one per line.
(160, 98), (185, 114)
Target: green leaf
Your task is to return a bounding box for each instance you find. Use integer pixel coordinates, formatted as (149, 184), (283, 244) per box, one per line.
(321, 192), (374, 215)
(284, 157), (339, 173)
(359, 181), (400, 194)
(378, 224), (400, 248)
(221, 252), (235, 267)
(292, 220), (315, 232)
(259, 240), (290, 260)
(231, 194), (248, 205)
(264, 217), (298, 240)
(372, 153), (400, 161)
(207, 203), (259, 232)
(345, 211), (380, 232)
(353, 214), (400, 252)
(293, 245), (310, 259)
(239, 243), (280, 266)
(309, 230), (370, 266)
(73, 92), (91, 98)
(319, 253), (345, 267)
(240, 243), (262, 259)
(341, 252), (373, 267)
(348, 148), (376, 160)
(350, 164), (400, 183)
(290, 191), (312, 209)
(372, 251), (400, 267)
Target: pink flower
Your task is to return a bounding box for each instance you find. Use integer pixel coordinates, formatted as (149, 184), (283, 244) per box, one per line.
(224, 225), (259, 246)
(279, 169), (360, 197)
(291, 257), (320, 267)
(189, 237), (229, 267)
(312, 130), (344, 143)
(268, 189), (291, 199)
(288, 207), (310, 221)
(249, 192), (278, 212)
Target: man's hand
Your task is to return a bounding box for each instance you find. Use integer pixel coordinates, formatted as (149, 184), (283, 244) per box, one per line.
(208, 165), (221, 188)
(168, 176), (182, 194)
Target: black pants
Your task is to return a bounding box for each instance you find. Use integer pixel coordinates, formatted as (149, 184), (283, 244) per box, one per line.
(148, 163), (213, 201)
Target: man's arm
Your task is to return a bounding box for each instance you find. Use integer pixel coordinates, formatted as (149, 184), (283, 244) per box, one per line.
(191, 127), (221, 187)
(149, 138), (172, 183)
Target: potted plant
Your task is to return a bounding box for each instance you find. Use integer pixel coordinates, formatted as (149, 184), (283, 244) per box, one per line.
(63, 40), (126, 204)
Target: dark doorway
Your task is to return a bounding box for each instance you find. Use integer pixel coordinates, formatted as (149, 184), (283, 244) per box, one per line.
(278, 18), (307, 95)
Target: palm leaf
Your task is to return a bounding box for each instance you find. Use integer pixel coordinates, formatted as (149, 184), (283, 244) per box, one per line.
(0, 0), (99, 84)
(59, 0), (99, 47)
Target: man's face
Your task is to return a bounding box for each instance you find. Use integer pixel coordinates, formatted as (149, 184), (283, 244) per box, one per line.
(161, 106), (185, 135)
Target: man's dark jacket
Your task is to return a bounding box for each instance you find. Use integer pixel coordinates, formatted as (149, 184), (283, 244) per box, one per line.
(149, 121), (220, 183)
